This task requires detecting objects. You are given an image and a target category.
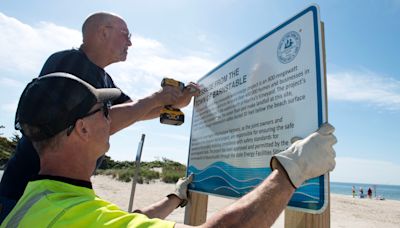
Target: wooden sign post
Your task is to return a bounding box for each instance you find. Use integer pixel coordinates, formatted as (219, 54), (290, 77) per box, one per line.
(184, 192), (208, 225)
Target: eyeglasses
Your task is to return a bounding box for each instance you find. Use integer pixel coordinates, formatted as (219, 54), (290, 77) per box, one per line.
(105, 25), (132, 41)
(120, 30), (132, 40)
(81, 102), (110, 119)
(66, 102), (111, 136)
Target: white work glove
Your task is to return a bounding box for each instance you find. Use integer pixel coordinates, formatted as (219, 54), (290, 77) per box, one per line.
(270, 123), (337, 188)
(167, 174), (193, 207)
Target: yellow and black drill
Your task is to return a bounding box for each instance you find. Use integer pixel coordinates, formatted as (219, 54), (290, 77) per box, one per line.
(159, 78), (185, 126)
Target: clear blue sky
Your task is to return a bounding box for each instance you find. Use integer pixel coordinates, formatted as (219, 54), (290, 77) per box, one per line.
(1, 0), (399, 185)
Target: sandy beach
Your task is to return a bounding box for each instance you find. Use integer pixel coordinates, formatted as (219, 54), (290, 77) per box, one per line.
(92, 175), (400, 227)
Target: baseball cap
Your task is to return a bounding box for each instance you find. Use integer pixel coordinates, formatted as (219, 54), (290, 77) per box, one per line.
(15, 72), (121, 141)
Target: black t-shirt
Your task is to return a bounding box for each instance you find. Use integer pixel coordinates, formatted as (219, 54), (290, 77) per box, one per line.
(0, 49), (131, 201)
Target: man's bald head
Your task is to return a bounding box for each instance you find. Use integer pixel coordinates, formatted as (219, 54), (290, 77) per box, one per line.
(80, 12), (131, 67)
(82, 12), (122, 42)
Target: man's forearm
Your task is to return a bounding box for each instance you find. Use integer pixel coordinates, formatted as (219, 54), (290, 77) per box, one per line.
(108, 96), (160, 134)
(136, 195), (181, 219)
(140, 106), (165, 120)
(200, 163), (295, 228)
(108, 87), (195, 134)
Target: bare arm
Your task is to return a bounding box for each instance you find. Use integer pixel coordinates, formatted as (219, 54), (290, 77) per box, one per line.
(135, 195), (182, 219)
(175, 162), (295, 228)
(109, 84), (199, 134)
(108, 97), (158, 135)
(108, 86), (180, 134)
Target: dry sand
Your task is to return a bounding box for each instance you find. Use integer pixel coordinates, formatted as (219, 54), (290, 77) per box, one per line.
(92, 175), (400, 227)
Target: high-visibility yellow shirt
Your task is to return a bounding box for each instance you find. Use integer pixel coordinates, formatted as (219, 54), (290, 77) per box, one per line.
(1, 176), (175, 228)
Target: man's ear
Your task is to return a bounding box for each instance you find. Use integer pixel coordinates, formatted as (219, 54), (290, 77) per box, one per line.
(74, 119), (90, 142)
(99, 26), (109, 40)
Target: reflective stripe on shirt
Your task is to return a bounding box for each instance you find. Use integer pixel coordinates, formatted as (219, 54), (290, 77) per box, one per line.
(5, 190), (53, 228)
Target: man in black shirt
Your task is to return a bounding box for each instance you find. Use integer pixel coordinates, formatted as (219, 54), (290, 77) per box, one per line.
(0, 12), (198, 222)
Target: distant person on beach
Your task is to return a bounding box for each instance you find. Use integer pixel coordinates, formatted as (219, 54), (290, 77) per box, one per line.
(0, 12), (198, 222)
(368, 187), (373, 199)
(359, 187), (364, 198)
(1, 73), (337, 227)
(352, 185), (356, 198)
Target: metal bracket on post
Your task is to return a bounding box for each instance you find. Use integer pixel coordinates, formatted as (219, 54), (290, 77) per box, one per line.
(128, 134), (145, 213)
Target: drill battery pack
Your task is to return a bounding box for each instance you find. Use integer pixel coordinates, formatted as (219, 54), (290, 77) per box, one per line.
(160, 78), (186, 126)
(160, 106), (184, 125)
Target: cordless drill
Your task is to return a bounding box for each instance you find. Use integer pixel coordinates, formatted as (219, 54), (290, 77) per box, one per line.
(160, 78), (185, 126)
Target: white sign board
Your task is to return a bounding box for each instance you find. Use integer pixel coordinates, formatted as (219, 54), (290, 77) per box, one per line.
(187, 5), (327, 213)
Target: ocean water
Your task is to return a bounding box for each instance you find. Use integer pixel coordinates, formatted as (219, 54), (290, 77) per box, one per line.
(330, 182), (400, 201)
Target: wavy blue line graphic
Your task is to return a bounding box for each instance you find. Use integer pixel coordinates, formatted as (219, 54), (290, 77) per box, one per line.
(214, 186), (241, 195)
(293, 191), (320, 200)
(188, 161), (269, 197)
(300, 200), (319, 204)
(193, 175), (263, 190)
(299, 182), (319, 188)
(188, 161), (322, 204)
(195, 165), (265, 183)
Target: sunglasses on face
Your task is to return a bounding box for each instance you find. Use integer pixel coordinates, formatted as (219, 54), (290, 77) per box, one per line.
(81, 102), (110, 119)
(66, 102), (111, 136)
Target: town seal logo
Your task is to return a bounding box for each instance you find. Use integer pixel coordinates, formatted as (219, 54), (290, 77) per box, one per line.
(277, 31), (301, 64)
